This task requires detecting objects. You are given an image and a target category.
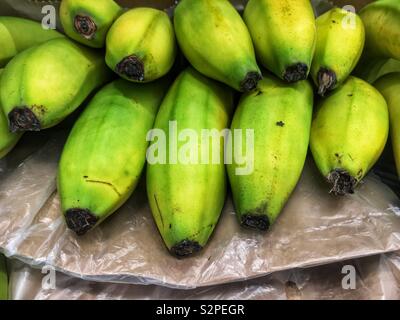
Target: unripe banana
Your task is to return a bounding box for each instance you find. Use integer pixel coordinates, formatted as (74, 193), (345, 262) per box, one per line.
(0, 254), (7, 300)
(58, 78), (168, 236)
(174, 0), (261, 92)
(359, 0), (400, 60)
(106, 8), (176, 83)
(244, 0), (316, 83)
(310, 76), (389, 195)
(374, 73), (400, 177)
(0, 16), (64, 67)
(60, 0), (122, 48)
(0, 69), (22, 159)
(147, 68), (233, 257)
(227, 76), (313, 231)
(0, 38), (112, 133)
(311, 8), (365, 96)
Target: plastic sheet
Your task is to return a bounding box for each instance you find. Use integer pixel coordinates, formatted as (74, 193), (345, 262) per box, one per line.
(8, 251), (400, 300)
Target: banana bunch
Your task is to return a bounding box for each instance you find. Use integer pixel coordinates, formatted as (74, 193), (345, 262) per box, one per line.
(0, 17), (64, 67)
(0, 38), (112, 132)
(147, 68), (233, 257)
(227, 76), (313, 230)
(374, 73), (400, 177)
(60, 0), (122, 48)
(59, 78), (168, 235)
(244, 0), (316, 83)
(359, 0), (400, 60)
(311, 8), (365, 96)
(174, 0), (261, 92)
(0, 254), (7, 300)
(311, 77), (389, 195)
(106, 8), (176, 82)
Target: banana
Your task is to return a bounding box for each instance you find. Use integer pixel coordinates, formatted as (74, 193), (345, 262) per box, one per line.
(0, 254), (7, 300)
(106, 8), (176, 83)
(311, 8), (365, 96)
(244, 0), (316, 83)
(60, 0), (122, 48)
(355, 56), (400, 84)
(58, 78), (168, 236)
(146, 68), (233, 257)
(359, 0), (400, 60)
(310, 76), (389, 196)
(0, 38), (112, 133)
(227, 76), (313, 231)
(0, 69), (22, 159)
(0, 16), (64, 67)
(174, 0), (262, 92)
(374, 73), (400, 177)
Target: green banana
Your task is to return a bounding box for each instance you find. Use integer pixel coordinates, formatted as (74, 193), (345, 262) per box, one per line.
(174, 0), (262, 92)
(244, 0), (316, 83)
(359, 0), (400, 60)
(227, 76), (313, 231)
(0, 16), (64, 67)
(0, 38), (112, 133)
(60, 0), (122, 48)
(147, 68), (233, 257)
(310, 76), (389, 195)
(106, 8), (176, 83)
(0, 69), (22, 159)
(311, 8), (365, 96)
(355, 56), (400, 84)
(58, 78), (168, 236)
(374, 73), (400, 177)
(0, 254), (7, 300)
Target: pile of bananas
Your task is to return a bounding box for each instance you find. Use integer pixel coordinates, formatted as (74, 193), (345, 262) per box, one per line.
(0, 0), (399, 258)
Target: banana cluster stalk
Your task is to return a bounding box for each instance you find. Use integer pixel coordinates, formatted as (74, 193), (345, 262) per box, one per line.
(311, 76), (389, 195)
(0, 38), (112, 133)
(174, 0), (262, 92)
(374, 73), (400, 177)
(60, 0), (122, 48)
(359, 0), (400, 61)
(106, 8), (176, 83)
(311, 8), (365, 96)
(227, 75), (313, 231)
(147, 68), (233, 257)
(0, 17), (64, 68)
(58, 79), (169, 236)
(244, 0), (316, 83)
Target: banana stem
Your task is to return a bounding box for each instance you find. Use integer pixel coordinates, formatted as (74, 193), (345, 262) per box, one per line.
(283, 63), (308, 83)
(241, 214), (270, 231)
(317, 68), (337, 96)
(65, 209), (99, 236)
(74, 15), (97, 39)
(170, 240), (202, 258)
(240, 71), (262, 92)
(8, 107), (41, 132)
(327, 169), (357, 196)
(116, 55), (145, 81)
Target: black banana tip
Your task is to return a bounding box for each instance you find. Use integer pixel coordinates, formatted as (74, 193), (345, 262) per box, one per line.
(116, 55), (145, 82)
(65, 209), (99, 236)
(74, 15), (97, 39)
(327, 169), (357, 196)
(170, 240), (203, 258)
(241, 214), (270, 231)
(283, 63), (308, 83)
(317, 68), (337, 97)
(240, 71), (262, 92)
(8, 107), (41, 133)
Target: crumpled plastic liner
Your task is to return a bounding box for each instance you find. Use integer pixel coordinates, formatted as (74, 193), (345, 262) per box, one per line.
(0, 132), (399, 289)
(8, 251), (400, 300)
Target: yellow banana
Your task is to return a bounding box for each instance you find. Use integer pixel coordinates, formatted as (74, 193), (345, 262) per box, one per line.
(359, 0), (400, 60)
(0, 69), (22, 159)
(0, 38), (112, 132)
(227, 76), (313, 230)
(58, 78), (168, 236)
(310, 76), (389, 195)
(244, 0), (316, 83)
(106, 8), (176, 83)
(60, 0), (122, 48)
(374, 72), (400, 177)
(174, 0), (262, 92)
(0, 16), (64, 67)
(147, 68), (233, 257)
(311, 8), (365, 96)
(0, 254), (7, 300)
